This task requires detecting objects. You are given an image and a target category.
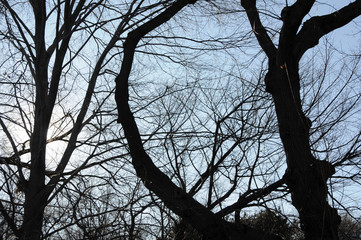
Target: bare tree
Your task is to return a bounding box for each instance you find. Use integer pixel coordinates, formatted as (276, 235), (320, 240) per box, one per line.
(114, 0), (282, 239)
(0, 1), (183, 238)
(115, 0), (361, 239)
(1, 0), (360, 240)
(240, 0), (361, 239)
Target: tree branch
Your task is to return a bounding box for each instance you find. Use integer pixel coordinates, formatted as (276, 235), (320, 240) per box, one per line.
(294, 0), (361, 60)
(241, 0), (277, 59)
(115, 0), (199, 123)
(216, 178), (285, 217)
(0, 200), (20, 237)
(115, 1), (282, 239)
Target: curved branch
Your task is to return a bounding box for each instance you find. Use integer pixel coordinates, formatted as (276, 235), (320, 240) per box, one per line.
(115, 1), (282, 239)
(115, 0), (198, 122)
(294, 0), (361, 60)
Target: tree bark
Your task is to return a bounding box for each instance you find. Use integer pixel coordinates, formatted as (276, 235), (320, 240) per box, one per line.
(267, 60), (340, 240)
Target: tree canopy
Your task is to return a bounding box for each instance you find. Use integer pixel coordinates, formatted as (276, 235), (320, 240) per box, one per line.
(0, 1), (361, 239)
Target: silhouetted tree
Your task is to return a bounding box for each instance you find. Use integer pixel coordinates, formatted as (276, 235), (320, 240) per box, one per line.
(1, 1), (360, 239)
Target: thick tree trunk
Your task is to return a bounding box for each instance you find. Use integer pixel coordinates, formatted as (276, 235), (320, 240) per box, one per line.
(21, 107), (47, 239)
(22, 199), (45, 239)
(20, 132), (47, 239)
(19, 2), (49, 238)
(240, 1), (345, 238)
(266, 60), (340, 240)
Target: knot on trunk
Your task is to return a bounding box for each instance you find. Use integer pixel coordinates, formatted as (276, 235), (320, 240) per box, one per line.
(310, 159), (335, 183)
(281, 6), (290, 21)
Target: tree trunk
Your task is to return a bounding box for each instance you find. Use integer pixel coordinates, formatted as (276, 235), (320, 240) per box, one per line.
(21, 111), (47, 239)
(19, 2), (49, 238)
(267, 60), (340, 240)
(22, 198), (45, 239)
(114, 1), (283, 238)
